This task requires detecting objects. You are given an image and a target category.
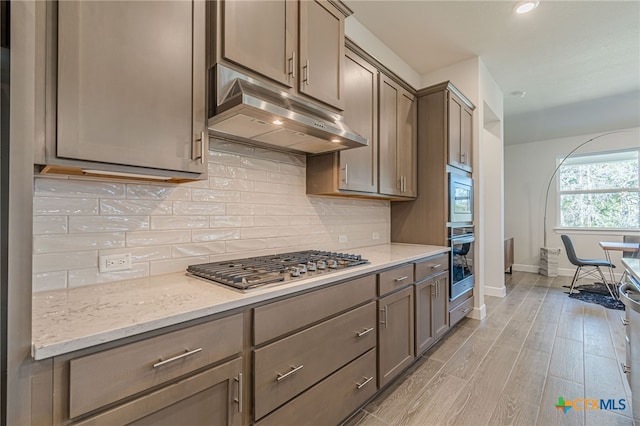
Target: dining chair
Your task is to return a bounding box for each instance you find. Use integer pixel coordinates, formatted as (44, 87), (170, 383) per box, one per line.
(623, 235), (640, 259)
(560, 234), (616, 298)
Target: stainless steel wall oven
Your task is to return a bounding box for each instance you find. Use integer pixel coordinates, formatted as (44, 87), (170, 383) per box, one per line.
(449, 172), (473, 224)
(449, 225), (474, 301)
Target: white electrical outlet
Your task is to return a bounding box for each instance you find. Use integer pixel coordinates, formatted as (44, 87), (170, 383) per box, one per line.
(339, 235), (348, 243)
(372, 232), (380, 240)
(99, 253), (132, 273)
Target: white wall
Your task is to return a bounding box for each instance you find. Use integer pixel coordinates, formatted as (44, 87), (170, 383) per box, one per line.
(32, 140), (390, 292)
(504, 128), (640, 276)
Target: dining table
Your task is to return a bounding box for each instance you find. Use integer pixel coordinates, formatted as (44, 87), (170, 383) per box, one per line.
(599, 241), (640, 287)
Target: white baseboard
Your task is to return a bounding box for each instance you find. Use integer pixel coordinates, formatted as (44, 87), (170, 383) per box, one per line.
(484, 285), (507, 298)
(515, 264), (624, 281)
(513, 264), (539, 273)
(468, 304), (486, 320)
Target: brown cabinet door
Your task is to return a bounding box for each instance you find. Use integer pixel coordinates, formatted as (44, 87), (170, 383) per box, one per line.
(339, 49), (378, 193)
(298, 0), (344, 109)
(447, 91), (472, 172)
(432, 272), (450, 339)
(378, 286), (415, 387)
(56, 0), (206, 174)
(221, 0), (295, 87)
(379, 75), (400, 196)
(397, 89), (417, 197)
(414, 279), (434, 355)
(74, 358), (243, 426)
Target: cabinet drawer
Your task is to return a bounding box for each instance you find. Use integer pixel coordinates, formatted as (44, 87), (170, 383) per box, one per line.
(256, 349), (377, 426)
(69, 314), (243, 418)
(253, 302), (376, 420)
(415, 254), (448, 282)
(254, 274), (375, 345)
(449, 294), (473, 326)
(378, 264), (414, 296)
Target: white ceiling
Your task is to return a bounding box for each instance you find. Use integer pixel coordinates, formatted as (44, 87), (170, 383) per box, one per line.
(344, 0), (640, 144)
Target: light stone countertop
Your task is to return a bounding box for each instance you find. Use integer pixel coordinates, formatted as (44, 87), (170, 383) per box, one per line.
(32, 243), (449, 360)
(623, 258), (640, 284)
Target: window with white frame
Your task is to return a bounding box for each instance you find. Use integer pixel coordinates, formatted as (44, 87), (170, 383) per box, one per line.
(558, 149), (639, 229)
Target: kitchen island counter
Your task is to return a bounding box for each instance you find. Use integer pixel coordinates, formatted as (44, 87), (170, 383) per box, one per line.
(623, 258), (640, 284)
(32, 243), (448, 360)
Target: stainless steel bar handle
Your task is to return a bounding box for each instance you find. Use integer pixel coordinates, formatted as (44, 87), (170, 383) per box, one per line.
(343, 163), (348, 185)
(234, 373), (243, 413)
(200, 131), (206, 164)
(276, 364), (304, 382)
(152, 347), (202, 368)
(356, 327), (374, 337)
(435, 280), (439, 298)
(394, 276), (409, 282)
(621, 316), (629, 326)
(356, 376), (374, 389)
(460, 152), (466, 164)
(621, 362), (631, 374)
(380, 306), (388, 328)
(303, 60), (310, 85)
(289, 51), (296, 79)
(431, 264), (442, 269)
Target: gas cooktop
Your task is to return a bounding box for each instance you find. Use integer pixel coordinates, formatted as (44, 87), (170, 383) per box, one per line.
(187, 250), (369, 291)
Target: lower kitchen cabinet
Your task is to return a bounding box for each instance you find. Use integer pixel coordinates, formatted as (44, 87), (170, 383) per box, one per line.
(73, 358), (243, 426)
(378, 285), (415, 387)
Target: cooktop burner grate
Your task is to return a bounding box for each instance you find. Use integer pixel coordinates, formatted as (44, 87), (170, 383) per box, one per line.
(187, 250), (368, 290)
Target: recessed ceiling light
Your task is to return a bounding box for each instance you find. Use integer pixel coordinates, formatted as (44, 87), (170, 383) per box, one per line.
(331, 138), (341, 143)
(272, 119), (283, 125)
(514, 0), (539, 14)
(511, 91), (527, 98)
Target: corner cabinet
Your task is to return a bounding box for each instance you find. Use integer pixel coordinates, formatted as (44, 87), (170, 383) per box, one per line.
(38, 0), (208, 182)
(218, 0), (347, 110)
(379, 74), (417, 198)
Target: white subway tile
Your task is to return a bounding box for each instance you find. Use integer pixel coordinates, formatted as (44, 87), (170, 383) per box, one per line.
(33, 271), (68, 292)
(208, 149), (243, 166)
(181, 178), (210, 189)
(253, 181), (292, 195)
(100, 199), (173, 215)
(301, 234), (331, 246)
(171, 242), (226, 258)
(34, 197), (99, 215)
(225, 239), (268, 253)
(240, 192), (281, 205)
(150, 216), (209, 230)
(254, 216), (291, 227)
(35, 177), (125, 198)
(267, 205), (316, 216)
(279, 163), (306, 176)
(253, 148), (305, 167)
(210, 215), (254, 228)
(226, 204), (268, 216)
(69, 216), (150, 233)
(173, 201), (225, 215)
(33, 251), (98, 273)
(192, 188), (241, 203)
(266, 236), (300, 249)
(192, 229), (241, 242)
(68, 263), (149, 288)
(267, 172), (305, 185)
(126, 184), (192, 201)
(100, 246), (172, 262)
(240, 156), (280, 172)
(210, 140), (255, 157)
(286, 216), (321, 226)
(33, 216), (67, 234)
(34, 233), (125, 254)
(126, 230), (191, 247)
(209, 177), (254, 192)
(241, 227), (279, 239)
(277, 194), (310, 205)
(150, 256), (209, 276)
(225, 166), (268, 181)
(278, 225), (326, 236)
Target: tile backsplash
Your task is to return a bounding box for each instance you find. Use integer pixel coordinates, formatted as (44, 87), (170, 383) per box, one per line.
(33, 140), (390, 292)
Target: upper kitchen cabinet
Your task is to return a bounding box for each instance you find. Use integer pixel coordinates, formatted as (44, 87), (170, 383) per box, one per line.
(217, 0), (348, 110)
(379, 74), (417, 198)
(419, 82), (475, 173)
(306, 47), (378, 196)
(37, 0), (208, 182)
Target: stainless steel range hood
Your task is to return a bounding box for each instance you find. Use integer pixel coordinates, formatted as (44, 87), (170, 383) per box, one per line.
(208, 65), (368, 154)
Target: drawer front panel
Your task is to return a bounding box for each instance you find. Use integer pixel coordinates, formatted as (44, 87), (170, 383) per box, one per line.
(256, 349), (377, 426)
(415, 254), (448, 282)
(69, 314), (243, 418)
(254, 274), (376, 345)
(378, 264), (414, 296)
(449, 295), (473, 326)
(253, 301), (376, 420)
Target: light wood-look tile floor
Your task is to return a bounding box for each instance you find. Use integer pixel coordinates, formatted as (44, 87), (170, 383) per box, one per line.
(346, 272), (633, 426)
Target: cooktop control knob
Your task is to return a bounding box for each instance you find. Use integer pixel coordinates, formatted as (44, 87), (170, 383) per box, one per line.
(317, 260), (327, 270)
(290, 267), (301, 277)
(297, 263), (307, 273)
(307, 261), (317, 271)
(328, 259), (338, 269)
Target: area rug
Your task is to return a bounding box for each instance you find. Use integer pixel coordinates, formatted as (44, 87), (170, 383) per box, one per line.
(565, 282), (624, 310)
